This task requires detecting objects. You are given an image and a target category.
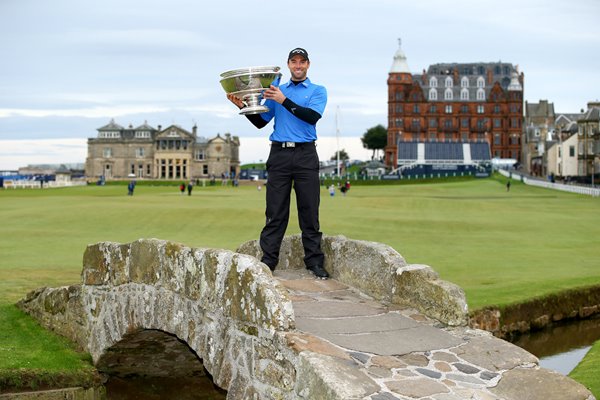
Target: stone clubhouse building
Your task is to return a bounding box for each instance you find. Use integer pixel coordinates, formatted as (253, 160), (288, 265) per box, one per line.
(85, 120), (240, 180)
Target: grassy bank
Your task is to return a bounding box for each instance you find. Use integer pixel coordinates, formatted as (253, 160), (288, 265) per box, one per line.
(1, 175), (599, 392)
(570, 339), (600, 395)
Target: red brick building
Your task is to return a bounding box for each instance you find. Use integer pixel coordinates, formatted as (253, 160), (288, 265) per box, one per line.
(384, 40), (524, 169)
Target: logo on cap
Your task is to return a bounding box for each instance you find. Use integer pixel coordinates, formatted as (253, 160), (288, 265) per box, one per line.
(288, 48), (309, 61)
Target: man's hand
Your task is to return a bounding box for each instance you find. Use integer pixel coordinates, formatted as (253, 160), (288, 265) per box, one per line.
(263, 85), (286, 104)
(227, 93), (245, 109)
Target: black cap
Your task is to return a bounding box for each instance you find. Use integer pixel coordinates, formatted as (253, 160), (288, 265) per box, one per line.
(288, 47), (309, 61)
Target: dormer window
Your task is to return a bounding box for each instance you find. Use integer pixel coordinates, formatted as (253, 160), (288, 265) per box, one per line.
(477, 77), (485, 88)
(444, 88), (453, 100)
(135, 131), (151, 138)
(430, 76), (438, 87)
(461, 77), (469, 88)
(429, 88), (438, 100)
(99, 131), (120, 139)
(476, 88), (485, 101)
(445, 77), (453, 88)
(460, 88), (469, 100)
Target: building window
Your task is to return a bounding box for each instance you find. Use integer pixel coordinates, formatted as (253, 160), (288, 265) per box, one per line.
(569, 146), (575, 157)
(477, 105), (484, 114)
(477, 77), (485, 88)
(429, 118), (437, 128)
(135, 147), (145, 158)
(395, 104), (403, 113)
(445, 105), (453, 114)
(203, 165), (208, 174)
(395, 91), (404, 101)
(445, 76), (453, 88)
(195, 149), (205, 160)
(135, 131), (150, 138)
(103, 148), (113, 158)
(444, 119), (453, 129)
(429, 77), (438, 87)
(460, 88), (469, 100)
(460, 105), (469, 113)
(429, 132), (437, 141)
(395, 118), (403, 127)
(494, 118), (501, 128)
(411, 119), (421, 130)
(477, 119), (486, 130)
(510, 135), (520, 145)
(494, 105), (501, 114)
(461, 77), (469, 88)
(461, 118), (469, 128)
(430, 105), (437, 113)
(413, 104), (420, 113)
(147, 164), (151, 175)
(429, 88), (438, 100)
(461, 132), (469, 141)
(476, 88), (485, 100)
(444, 89), (453, 100)
(494, 134), (501, 145)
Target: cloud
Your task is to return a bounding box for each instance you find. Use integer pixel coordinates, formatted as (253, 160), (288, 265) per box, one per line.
(0, 106), (171, 119)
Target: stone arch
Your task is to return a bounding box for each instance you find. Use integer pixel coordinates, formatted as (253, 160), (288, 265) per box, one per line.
(79, 239), (296, 394)
(95, 328), (207, 379)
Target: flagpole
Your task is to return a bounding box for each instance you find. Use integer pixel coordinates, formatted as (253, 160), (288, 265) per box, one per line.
(336, 105), (340, 176)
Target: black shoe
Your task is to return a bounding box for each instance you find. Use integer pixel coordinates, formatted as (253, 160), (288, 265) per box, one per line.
(307, 265), (329, 279)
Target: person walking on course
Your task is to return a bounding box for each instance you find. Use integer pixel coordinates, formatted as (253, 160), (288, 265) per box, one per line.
(227, 47), (329, 279)
(187, 181), (193, 196)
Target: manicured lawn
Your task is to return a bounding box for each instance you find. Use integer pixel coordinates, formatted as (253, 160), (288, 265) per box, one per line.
(570, 339), (600, 395)
(0, 175), (599, 392)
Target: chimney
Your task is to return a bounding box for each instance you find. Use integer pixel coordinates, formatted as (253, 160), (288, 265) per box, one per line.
(192, 124), (197, 136)
(487, 68), (493, 85)
(158, 125), (162, 131)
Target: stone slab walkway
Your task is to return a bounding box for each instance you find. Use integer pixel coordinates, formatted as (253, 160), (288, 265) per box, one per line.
(274, 269), (595, 400)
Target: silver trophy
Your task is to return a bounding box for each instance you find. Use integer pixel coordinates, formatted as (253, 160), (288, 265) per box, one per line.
(220, 66), (282, 115)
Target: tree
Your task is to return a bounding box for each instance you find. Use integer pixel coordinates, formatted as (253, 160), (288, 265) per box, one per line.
(330, 149), (349, 161)
(361, 124), (387, 160)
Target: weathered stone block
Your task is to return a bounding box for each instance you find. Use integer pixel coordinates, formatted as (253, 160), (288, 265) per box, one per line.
(82, 242), (129, 286)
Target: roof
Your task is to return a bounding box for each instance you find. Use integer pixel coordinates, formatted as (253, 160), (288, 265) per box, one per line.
(97, 118), (124, 131)
(134, 121), (156, 131)
(389, 39), (411, 74)
(579, 107), (600, 122)
(526, 101), (555, 118)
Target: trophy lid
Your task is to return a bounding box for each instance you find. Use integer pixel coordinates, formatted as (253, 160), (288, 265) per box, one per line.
(220, 66), (281, 79)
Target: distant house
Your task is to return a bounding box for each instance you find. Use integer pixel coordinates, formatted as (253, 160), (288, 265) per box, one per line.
(85, 120), (240, 180)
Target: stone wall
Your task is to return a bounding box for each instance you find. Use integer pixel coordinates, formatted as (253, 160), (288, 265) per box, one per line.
(237, 234), (468, 326)
(470, 285), (600, 338)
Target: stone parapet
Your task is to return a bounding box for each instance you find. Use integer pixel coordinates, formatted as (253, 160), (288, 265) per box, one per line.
(237, 234), (468, 326)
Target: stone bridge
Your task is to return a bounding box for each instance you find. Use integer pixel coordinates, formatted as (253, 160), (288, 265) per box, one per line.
(17, 235), (594, 399)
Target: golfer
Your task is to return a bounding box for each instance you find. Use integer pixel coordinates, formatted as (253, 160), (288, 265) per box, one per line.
(227, 47), (329, 279)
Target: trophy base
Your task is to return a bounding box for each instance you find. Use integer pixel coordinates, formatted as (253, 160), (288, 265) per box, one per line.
(239, 105), (269, 115)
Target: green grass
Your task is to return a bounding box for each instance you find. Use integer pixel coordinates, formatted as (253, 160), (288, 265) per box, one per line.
(570, 339), (600, 395)
(1, 176), (599, 392)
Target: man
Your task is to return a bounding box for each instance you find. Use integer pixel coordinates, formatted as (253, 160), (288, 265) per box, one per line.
(227, 47), (329, 279)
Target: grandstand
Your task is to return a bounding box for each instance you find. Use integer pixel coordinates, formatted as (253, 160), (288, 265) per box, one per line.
(392, 141), (492, 177)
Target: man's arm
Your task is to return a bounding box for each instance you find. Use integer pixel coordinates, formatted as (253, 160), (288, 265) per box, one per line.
(281, 98), (322, 125)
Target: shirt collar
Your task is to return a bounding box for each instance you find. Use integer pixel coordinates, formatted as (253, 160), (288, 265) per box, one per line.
(284, 77), (311, 88)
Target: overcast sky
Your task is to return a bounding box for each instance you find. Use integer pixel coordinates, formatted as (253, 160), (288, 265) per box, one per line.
(1, 0), (599, 170)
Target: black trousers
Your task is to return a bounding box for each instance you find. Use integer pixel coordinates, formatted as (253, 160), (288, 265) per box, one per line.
(260, 143), (324, 269)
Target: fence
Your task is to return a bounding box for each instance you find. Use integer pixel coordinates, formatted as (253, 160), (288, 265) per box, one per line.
(498, 169), (600, 197)
(2, 180), (88, 189)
